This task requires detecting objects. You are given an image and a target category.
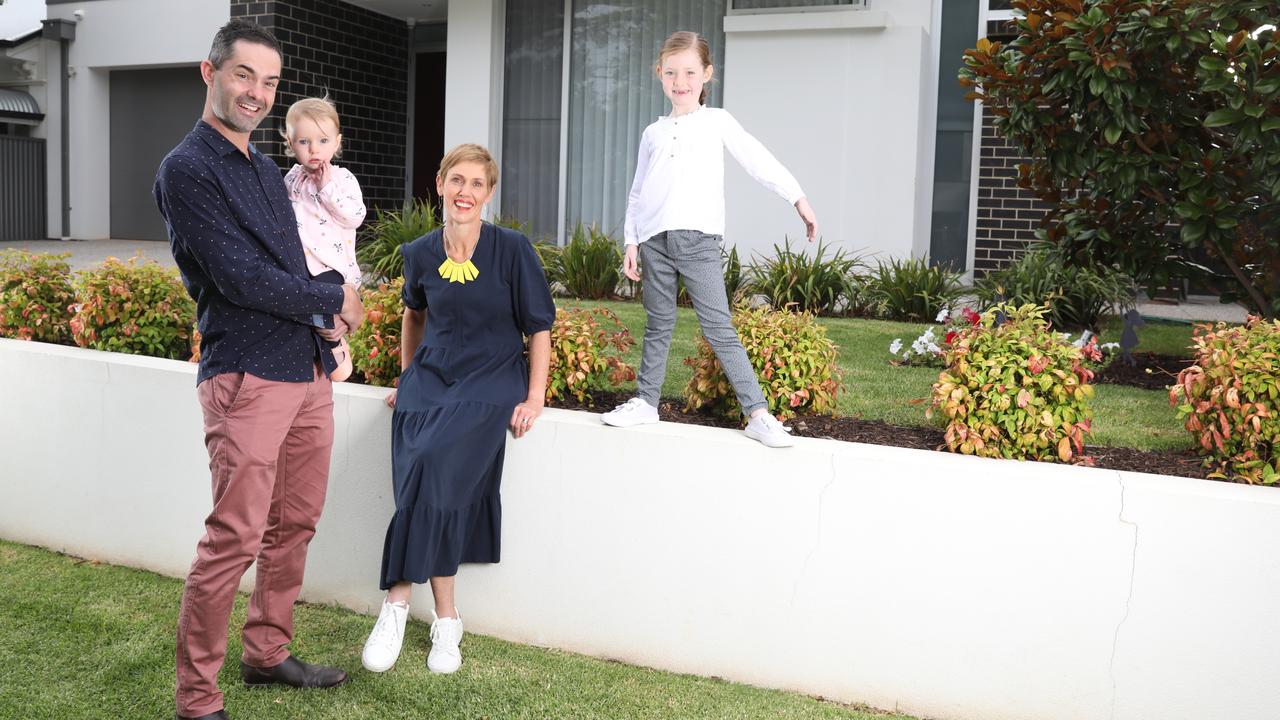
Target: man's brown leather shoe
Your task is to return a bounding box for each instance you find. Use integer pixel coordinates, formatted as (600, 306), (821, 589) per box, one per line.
(176, 711), (229, 720)
(240, 655), (348, 690)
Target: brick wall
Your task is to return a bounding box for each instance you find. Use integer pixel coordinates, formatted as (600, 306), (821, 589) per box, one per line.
(229, 0), (409, 213)
(972, 18), (1053, 276)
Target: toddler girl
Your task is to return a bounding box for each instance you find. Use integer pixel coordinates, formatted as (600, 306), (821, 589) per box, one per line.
(283, 96), (366, 381)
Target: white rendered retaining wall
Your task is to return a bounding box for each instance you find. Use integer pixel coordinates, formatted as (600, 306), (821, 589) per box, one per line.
(1, 339), (1277, 720)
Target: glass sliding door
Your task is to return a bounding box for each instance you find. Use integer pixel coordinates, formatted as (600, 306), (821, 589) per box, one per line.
(501, 0), (565, 240)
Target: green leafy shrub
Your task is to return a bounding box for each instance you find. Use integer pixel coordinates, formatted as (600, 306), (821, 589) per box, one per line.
(348, 278), (405, 388)
(357, 199), (440, 282)
(961, 2), (1279, 318)
(975, 243), (1136, 331)
(492, 213), (532, 237)
(749, 238), (864, 316)
(545, 306), (636, 405)
(866, 256), (964, 322)
(721, 245), (750, 305)
(927, 303), (1097, 463)
(532, 242), (565, 293)
(1170, 317), (1280, 484)
(683, 304), (843, 421)
(0, 250), (76, 344)
(560, 223), (621, 299)
(69, 257), (196, 360)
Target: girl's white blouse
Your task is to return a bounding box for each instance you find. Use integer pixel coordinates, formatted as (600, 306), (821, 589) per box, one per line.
(623, 106), (804, 246)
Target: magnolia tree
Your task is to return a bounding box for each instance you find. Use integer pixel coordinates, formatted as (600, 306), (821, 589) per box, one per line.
(961, 0), (1279, 318)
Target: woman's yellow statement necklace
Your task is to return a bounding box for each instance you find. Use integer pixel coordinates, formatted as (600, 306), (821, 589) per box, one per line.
(438, 228), (480, 284)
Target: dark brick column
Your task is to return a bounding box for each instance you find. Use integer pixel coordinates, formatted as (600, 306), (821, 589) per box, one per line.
(229, 0), (409, 214)
(972, 19), (1054, 277)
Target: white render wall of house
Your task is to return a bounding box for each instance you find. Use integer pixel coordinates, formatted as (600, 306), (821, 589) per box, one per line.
(722, 3), (938, 262)
(44, 0), (229, 239)
(443, 0), (504, 212)
(3, 339), (1279, 720)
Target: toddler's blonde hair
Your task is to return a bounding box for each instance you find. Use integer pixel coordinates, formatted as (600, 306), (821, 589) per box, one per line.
(282, 96), (343, 158)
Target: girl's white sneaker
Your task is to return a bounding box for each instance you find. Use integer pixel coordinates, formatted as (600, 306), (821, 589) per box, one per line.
(427, 610), (464, 674)
(361, 599), (409, 672)
(601, 397), (659, 427)
(744, 413), (795, 448)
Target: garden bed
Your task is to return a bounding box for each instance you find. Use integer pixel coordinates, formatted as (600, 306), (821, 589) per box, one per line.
(553, 388), (1213, 481)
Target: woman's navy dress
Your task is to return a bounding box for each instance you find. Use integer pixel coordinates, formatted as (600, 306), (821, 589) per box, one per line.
(380, 223), (555, 588)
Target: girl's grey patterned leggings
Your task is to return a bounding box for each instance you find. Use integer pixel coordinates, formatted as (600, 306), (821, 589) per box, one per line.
(636, 229), (768, 416)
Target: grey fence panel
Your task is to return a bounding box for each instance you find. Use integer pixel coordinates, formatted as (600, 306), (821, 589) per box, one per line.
(0, 137), (47, 241)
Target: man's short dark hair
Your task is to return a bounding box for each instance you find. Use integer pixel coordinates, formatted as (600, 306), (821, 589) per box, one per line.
(208, 19), (282, 69)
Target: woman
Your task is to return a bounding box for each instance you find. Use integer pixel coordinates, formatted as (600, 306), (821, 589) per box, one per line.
(361, 144), (555, 674)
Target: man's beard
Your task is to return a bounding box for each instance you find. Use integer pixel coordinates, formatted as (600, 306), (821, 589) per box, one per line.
(214, 92), (265, 134)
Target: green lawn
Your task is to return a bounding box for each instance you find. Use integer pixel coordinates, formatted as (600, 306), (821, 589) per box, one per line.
(0, 541), (912, 720)
(558, 299), (1196, 452)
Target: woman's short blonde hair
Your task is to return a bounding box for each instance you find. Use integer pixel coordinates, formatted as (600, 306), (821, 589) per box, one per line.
(282, 96), (342, 157)
(438, 143), (499, 189)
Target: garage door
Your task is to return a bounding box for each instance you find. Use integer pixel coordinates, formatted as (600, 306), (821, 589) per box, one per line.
(110, 66), (207, 241)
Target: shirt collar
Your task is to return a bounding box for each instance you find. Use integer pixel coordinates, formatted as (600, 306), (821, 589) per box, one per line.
(193, 119), (261, 160)
(660, 104), (707, 122)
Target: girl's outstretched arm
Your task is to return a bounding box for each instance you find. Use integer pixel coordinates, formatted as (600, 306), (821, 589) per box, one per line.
(719, 111), (817, 239)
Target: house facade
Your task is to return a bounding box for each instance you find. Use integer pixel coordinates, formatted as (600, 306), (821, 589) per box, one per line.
(0, 0), (1038, 277)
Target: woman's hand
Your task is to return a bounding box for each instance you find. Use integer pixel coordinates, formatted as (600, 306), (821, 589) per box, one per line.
(509, 398), (544, 439)
(384, 389), (397, 408)
(623, 244), (641, 282)
(795, 197), (818, 242)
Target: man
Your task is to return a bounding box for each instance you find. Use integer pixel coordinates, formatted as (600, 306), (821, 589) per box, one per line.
(154, 19), (363, 720)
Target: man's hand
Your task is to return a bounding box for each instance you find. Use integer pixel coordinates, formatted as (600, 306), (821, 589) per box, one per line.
(320, 317), (348, 342)
(340, 284), (364, 333)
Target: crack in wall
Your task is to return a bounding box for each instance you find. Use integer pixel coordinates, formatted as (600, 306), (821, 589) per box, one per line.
(791, 455), (838, 611)
(1109, 473), (1139, 720)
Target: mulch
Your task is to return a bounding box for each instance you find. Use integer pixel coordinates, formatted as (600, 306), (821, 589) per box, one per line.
(547, 351), (1220, 482)
(1092, 352), (1195, 391)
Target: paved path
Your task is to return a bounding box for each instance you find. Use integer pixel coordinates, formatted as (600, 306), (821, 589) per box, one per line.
(0, 238), (1254, 324)
(0, 238), (175, 271)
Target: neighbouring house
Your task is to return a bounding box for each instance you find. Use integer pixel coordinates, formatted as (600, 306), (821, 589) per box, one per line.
(0, 0), (1045, 278)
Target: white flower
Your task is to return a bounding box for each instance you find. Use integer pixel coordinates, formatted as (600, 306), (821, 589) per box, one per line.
(889, 338), (903, 355)
(1101, 342), (1119, 351)
(936, 308), (950, 323)
(926, 342), (941, 354)
(901, 350), (912, 360)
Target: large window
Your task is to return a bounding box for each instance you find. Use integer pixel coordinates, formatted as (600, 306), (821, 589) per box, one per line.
(501, 0), (724, 242)
(500, 0), (564, 240)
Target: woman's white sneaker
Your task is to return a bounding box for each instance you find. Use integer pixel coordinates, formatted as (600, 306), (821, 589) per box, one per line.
(600, 397), (659, 427)
(361, 599), (409, 672)
(427, 610), (464, 674)
(744, 413), (795, 447)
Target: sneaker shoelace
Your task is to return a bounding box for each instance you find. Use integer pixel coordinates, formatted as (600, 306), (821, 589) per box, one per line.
(431, 619), (462, 650)
(619, 398), (648, 412)
(368, 605), (404, 646)
(759, 414), (792, 434)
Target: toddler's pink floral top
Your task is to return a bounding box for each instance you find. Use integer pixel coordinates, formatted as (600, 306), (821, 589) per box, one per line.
(285, 163), (366, 286)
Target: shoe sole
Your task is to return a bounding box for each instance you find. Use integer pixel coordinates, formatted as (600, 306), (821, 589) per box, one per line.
(243, 676), (350, 690)
(600, 414), (659, 428)
(361, 657), (397, 673)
